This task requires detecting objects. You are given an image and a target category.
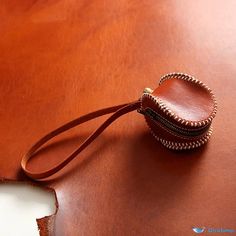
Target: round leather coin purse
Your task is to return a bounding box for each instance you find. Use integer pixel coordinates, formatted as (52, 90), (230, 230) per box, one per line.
(140, 72), (217, 150)
(22, 72), (217, 180)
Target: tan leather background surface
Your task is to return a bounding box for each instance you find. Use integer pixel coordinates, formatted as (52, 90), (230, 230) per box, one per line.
(0, 1), (236, 235)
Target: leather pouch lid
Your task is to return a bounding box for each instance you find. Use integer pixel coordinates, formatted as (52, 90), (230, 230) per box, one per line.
(141, 73), (217, 129)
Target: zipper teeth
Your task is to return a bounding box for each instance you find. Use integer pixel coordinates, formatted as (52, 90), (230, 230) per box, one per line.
(149, 125), (213, 150)
(144, 108), (209, 137)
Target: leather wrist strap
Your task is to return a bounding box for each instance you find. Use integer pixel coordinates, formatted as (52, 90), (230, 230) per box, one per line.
(21, 100), (141, 180)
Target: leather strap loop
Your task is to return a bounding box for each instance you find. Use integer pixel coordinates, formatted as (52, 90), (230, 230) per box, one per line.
(21, 100), (141, 180)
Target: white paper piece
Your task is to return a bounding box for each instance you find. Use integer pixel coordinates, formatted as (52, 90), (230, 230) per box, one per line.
(0, 183), (56, 236)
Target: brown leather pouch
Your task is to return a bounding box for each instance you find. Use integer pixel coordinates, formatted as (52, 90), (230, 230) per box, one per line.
(22, 72), (217, 180)
(140, 73), (217, 150)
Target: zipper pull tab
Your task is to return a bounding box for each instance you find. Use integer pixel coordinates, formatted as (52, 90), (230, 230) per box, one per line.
(143, 87), (153, 94)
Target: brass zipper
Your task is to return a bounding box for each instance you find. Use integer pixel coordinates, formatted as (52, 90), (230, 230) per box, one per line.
(140, 107), (210, 138)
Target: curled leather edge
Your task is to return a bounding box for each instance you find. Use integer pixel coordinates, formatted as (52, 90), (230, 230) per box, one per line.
(0, 178), (58, 236)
